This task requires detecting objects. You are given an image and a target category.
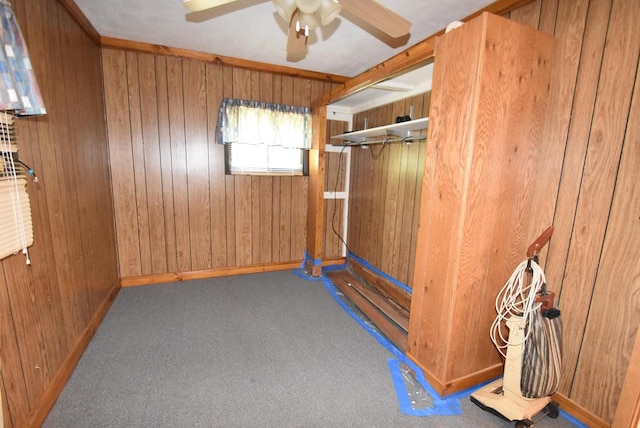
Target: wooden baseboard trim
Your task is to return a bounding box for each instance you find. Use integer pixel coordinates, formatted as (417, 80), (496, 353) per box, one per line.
(28, 279), (121, 427)
(405, 354), (610, 426)
(405, 354), (503, 397)
(551, 392), (610, 428)
(121, 261), (307, 287)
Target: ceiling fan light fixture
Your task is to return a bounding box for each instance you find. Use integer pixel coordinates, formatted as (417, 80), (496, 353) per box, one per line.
(295, 0), (321, 14)
(318, 0), (341, 25)
(297, 10), (319, 29)
(272, 0), (297, 22)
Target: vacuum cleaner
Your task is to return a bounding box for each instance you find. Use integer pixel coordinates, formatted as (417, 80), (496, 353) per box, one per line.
(471, 227), (562, 428)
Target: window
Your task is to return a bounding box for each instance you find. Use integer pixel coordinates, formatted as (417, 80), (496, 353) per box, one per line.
(216, 98), (311, 176)
(225, 143), (308, 176)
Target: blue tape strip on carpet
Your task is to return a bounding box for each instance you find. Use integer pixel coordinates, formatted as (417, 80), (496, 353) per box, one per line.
(317, 270), (459, 416)
(298, 266), (584, 426)
(387, 358), (462, 416)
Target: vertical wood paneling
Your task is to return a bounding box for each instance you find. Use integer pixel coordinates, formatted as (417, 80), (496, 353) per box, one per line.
(1, 0), (119, 424)
(555, 0), (639, 409)
(258, 73), (274, 264)
(183, 60), (211, 270)
(279, 76), (294, 261)
(0, 263), (30, 427)
(571, 59), (640, 422)
(126, 52), (153, 276)
(155, 57), (178, 273)
(138, 54), (168, 274)
(346, 93), (430, 285)
(271, 75), (283, 261)
(206, 63), (228, 269)
(291, 78), (310, 260)
(232, 68), (253, 266)
(16, 116), (68, 375)
(167, 58), (192, 272)
(104, 50), (141, 277)
(2, 257), (48, 407)
(106, 52), (317, 274)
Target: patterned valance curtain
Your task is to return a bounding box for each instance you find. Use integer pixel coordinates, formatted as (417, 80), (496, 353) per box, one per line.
(0, 0), (46, 264)
(0, 0), (46, 116)
(216, 98), (312, 149)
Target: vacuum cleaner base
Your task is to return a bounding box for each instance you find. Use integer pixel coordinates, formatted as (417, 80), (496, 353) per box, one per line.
(470, 378), (555, 425)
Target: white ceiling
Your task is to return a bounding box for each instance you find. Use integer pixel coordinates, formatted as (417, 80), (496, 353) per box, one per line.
(75, 0), (494, 78)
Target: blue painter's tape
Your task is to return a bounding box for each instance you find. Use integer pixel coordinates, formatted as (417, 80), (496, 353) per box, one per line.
(558, 410), (589, 428)
(319, 266), (585, 426)
(347, 252), (412, 294)
(292, 268), (322, 281)
(319, 271), (404, 359)
(387, 358), (463, 416)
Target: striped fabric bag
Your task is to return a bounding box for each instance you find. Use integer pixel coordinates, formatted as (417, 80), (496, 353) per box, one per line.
(520, 308), (562, 398)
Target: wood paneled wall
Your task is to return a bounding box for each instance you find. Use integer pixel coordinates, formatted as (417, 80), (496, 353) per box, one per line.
(345, 92), (430, 286)
(0, 0), (118, 426)
(341, 0), (638, 423)
(506, 0), (639, 423)
(102, 49), (335, 278)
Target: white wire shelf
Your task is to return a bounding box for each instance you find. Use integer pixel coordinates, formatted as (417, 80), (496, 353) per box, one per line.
(330, 117), (428, 145)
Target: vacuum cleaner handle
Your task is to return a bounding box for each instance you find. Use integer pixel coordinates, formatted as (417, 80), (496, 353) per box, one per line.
(527, 226), (554, 258)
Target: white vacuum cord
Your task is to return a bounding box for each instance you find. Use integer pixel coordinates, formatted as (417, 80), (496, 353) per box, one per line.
(490, 259), (546, 358)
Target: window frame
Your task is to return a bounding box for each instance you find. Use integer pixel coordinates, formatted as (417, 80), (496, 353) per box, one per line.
(224, 143), (309, 176)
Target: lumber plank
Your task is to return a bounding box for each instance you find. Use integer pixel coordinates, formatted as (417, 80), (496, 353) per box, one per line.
(329, 271), (407, 351)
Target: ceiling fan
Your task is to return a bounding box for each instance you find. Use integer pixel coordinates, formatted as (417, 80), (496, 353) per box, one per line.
(183, 0), (412, 60)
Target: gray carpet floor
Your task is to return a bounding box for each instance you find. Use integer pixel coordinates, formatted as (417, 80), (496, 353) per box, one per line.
(43, 270), (580, 427)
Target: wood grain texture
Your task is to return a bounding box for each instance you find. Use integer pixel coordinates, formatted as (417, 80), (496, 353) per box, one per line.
(0, 0), (119, 424)
(569, 35), (640, 421)
(103, 49), (142, 277)
(315, 0), (538, 107)
(126, 52), (153, 276)
(613, 330), (640, 428)
(408, 13), (555, 383)
(346, 92), (430, 285)
(104, 51), (317, 275)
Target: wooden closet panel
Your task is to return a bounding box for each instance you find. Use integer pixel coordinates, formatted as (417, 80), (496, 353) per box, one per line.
(444, 16), (555, 379)
(409, 17), (486, 377)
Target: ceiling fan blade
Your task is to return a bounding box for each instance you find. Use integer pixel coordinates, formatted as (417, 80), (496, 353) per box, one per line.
(286, 9), (307, 59)
(339, 0), (411, 39)
(183, 0), (240, 12)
